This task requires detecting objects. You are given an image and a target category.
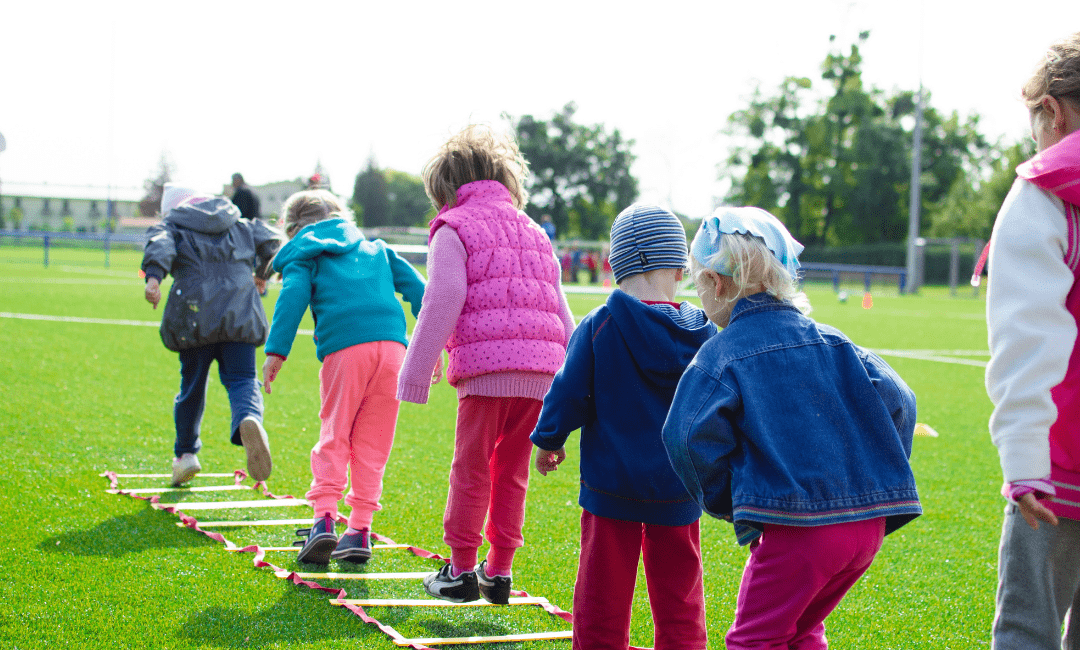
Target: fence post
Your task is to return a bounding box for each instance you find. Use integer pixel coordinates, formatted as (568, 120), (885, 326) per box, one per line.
(43, 234), (49, 268)
(104, 233), (111, 268)
(949, 240), (960, 297)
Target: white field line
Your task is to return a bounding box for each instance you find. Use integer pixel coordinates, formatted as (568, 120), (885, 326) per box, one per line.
(2, 312), (313, 335)
(0, 277), (139, 285)
(870, 349), (988, 368)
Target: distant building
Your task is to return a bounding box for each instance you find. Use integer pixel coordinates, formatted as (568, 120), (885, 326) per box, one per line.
(1, 183), (142, 232)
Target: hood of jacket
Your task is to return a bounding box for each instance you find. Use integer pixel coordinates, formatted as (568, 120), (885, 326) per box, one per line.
(272, 218), (365, 270)
(165, 197), (241, 235)
(605, 289), (716, 390)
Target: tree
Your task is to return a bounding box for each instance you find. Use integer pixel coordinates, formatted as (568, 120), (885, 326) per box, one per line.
(352, 155), (389, 228)
(929, 140), (1033, 239)
(509, 103), (639, 240)
(722, 36), (994, 246)
(139, 152), (174, 217)
(385, 170), (434, 226)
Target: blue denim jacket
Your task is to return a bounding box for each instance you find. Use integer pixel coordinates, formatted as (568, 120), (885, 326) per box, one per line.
(662, 294), (921, 544)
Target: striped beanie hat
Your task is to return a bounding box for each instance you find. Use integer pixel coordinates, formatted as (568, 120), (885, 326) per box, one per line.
(608, 203), (688, 283)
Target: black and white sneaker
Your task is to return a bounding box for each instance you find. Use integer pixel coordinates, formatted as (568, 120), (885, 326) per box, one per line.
(476, 560), (512, 604)
(293, 514), (337, 565)
(330, 528), (372, 563)
(423, 563), (479, 603)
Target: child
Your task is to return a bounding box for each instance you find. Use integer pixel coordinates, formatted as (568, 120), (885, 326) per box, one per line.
(531, 204), (714, 650)
(985, 33), (1080, 649)
(142, 184), (282, 487)
(663, 207), (921, 650)
(396, 125), (575, 603)
(261, 190), (425, 564)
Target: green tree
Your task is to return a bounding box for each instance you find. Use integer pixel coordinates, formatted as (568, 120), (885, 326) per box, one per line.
(352, 155), (389, 228)
(723, 36), (993, 246)
(509, 103), (639, 240)
(929, 140), (1033, 239)
(385, 169), (434, 226)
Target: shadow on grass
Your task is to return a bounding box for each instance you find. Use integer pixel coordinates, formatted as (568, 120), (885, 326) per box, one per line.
(176, 589), (379, 648)
(38, 507), (216, 556)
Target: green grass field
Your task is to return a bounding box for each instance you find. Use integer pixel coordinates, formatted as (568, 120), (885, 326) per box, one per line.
(0, 246), (1000, 649)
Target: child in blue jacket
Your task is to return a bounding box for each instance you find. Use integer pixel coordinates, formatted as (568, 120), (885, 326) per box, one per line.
(261, 190), (425, 564)
(663, 207), (921, 650)
(532, 204), (715, 650)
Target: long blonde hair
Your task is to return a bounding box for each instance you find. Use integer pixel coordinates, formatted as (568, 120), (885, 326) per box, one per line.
(422, 125), (530, 211)
(691, 232), (811, 314)
(279, 189), (351, 239)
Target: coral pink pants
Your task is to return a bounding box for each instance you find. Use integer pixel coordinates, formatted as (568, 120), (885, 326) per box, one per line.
(572, 511), (708, 650)
(307, 341), (405, 530)
(725, 518), (886, 650)
(444, 395), (542, 574)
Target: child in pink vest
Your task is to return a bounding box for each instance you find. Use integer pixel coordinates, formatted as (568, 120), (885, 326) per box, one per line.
(397, 125), (575, 604)
(987, 32), (1080, 649)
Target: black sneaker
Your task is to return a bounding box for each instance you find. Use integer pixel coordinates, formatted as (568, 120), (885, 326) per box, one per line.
(293, 514), (337, 564)
(330, 528), (372, 563)
(423, 563), (479, 603)
(476, 560), (512, 604)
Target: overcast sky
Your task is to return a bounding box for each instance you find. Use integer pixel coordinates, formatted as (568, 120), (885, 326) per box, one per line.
(2, 1), (1078, 216)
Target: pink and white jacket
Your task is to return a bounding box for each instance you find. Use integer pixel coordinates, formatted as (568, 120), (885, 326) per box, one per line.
(987, 129), (1080, 519)
(397, 180), (574, 404)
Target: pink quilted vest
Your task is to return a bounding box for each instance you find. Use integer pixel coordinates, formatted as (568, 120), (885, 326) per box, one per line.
(428, 180), (567, 385)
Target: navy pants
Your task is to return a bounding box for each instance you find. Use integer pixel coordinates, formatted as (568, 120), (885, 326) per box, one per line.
(174, 342), (263, 457)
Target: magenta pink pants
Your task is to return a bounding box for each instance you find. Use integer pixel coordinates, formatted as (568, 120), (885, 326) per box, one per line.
(572, 510), (708, 650)
(307, 341), (405, 530)
(443, 395), (541, 574)
(725, 518), (886, 650)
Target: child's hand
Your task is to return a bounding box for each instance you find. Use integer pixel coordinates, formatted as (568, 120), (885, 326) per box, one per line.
(1018, 492), (1059, 530)
(144, 278), (161, 309)
(534, 446), (566, 476)
(431, 355), (443, 386)
(262, 356), (284, 394)
(254, 276), (267, 294)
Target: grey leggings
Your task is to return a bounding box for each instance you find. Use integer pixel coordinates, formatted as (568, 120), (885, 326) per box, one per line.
(992, 505), (1080, 650)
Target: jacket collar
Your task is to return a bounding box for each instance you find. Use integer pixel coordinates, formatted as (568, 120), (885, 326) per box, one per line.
(728, 292), (798, 325)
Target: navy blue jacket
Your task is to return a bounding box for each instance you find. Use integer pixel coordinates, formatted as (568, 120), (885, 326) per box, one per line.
(531, 290), (718, 526)
(663, 294), (922, 545)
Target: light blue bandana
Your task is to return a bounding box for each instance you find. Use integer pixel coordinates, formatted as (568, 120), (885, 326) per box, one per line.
(690, 206), (804, 277)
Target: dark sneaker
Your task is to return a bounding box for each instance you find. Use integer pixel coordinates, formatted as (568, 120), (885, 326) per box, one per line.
(293, 514), (337, 564)
(476, 560), (512, 604)
(330, 529), (372, 563)
(423, 563), (479, 603)
(239, 417), (272, 482)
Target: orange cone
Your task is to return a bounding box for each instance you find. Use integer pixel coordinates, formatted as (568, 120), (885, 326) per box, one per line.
(862, 292), (873, 309)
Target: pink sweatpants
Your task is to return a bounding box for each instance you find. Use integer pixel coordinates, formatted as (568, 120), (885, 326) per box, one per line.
(444, 395), (542, 575)
(725, 518), (886, 650)
(307, 341), (405, 530)
(573, 511), (708, 650)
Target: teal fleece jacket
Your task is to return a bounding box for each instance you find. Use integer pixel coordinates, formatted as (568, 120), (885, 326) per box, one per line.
(264, 218), (426, 361)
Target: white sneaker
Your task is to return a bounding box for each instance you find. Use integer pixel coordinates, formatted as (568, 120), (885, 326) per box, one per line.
(239, 417), (272, 482)
(172, 453), (201, 486)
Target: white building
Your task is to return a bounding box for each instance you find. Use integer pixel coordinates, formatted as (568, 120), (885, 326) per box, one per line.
(1, 183), (142, 232)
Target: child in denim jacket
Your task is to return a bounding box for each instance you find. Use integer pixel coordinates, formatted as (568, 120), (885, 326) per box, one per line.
(663, 207), (921, 650)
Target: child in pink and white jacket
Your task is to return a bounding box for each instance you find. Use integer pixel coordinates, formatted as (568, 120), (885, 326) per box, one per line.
(987, 33), (1080, 650)
(397, 125), (574, 604)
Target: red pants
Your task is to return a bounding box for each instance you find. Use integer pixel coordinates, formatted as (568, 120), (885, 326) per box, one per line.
(307, 341), (404, 530)
(572, 510), (708, 650)
(444, 395), (542, 573)
(726, 518), (885, 650)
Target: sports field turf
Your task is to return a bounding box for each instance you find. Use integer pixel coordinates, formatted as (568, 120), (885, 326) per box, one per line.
(0, 245), (999, 648)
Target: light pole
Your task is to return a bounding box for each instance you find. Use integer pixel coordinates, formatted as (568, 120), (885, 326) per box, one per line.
(905, 88), (924, 294)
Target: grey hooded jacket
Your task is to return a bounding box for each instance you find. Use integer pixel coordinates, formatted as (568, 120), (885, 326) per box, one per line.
(141, 197), (283, 352)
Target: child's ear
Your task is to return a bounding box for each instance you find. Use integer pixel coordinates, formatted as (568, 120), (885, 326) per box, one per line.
(706, 270), (727, 299)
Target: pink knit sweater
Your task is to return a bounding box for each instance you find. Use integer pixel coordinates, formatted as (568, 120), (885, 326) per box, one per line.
(397, 181), (574, 404)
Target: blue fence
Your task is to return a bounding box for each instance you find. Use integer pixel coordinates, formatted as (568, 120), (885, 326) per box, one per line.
(0, 230), (147, 268)
(799, 262), (908, 293)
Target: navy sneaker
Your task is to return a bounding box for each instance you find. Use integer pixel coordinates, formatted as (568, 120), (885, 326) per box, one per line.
(330, 528), (372, 563)
(423, 563), (479, 603)
(293, 514), (337, 564)
(476, 560), (512, 604)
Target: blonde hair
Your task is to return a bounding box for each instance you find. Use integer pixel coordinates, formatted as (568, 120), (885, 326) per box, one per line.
(280, 189), (351, 239)
(1023, 32), (1080, 114)
(691, 232), (811, 314)
(422, 125), (530, 211)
